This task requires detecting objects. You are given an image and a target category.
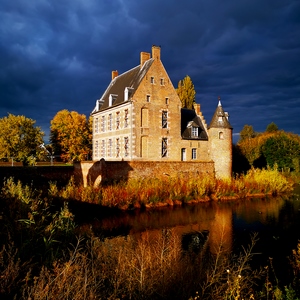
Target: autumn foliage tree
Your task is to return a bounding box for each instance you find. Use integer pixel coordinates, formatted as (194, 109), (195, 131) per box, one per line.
(50, 110), (92, 162)
(0, 114), (44, 164)
(237, 122), (300, 172)
(176, 75), (196, 109)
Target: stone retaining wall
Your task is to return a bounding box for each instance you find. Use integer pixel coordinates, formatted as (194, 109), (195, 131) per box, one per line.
(74, 160), (215, 187)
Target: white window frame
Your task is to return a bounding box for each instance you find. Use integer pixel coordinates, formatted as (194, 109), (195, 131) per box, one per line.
(192, 148), (197, 160)
(124, 137), (129, 157)
(108, 114), (112, 131)
(101, 116), (105, 132)
(192, 126), (198, 137)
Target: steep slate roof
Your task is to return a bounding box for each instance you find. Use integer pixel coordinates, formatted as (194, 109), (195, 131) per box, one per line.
(208, 101), (232, 129)
(181, 108), (208, 140)
(93, 59), (154, 113)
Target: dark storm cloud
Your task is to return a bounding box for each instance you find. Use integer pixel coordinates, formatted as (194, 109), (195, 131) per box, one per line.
(0, 0), (299, 142)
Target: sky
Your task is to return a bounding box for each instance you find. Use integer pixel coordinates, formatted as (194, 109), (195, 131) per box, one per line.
(1, 0), (300, 144)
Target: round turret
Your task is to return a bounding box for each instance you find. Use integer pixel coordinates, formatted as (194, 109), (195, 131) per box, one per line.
(208, 100), (233, 178)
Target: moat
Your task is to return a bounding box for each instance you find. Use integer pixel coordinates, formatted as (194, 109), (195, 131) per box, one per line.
(71, 186), (300, 283)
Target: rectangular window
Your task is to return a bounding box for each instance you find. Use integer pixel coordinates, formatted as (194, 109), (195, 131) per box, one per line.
(160, 78), (164, 85)
(146, 95), (150, 102)
(124, 109), (129, 128)
(162, 111), (168, 128)
(108, 114), (112, 131)
(124, 137), (129, 157)
(101, 116), (105, 132)
(192, 126), (198, 137)
(94, 140), (99, 157)
(116, 138), (120, 157)
(162, 138), (168, 157)
(165, 97), (169, 105)
(192, 148), (197, 160)
(116, 112), (120, 130)
(150, 76), (154, 84)
(94, 118), (99, 133)
(108, 139), (112, 157)
(101, 140), (105, 157)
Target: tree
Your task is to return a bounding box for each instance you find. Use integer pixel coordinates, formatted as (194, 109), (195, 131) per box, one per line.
(176, 75), (196, 109)
(50, 110), (92, 162)
(239, 125), (256, 142)
(262, 132), (300, 170)
(0, 114), (44, 164)
(266, 122), (279, 133)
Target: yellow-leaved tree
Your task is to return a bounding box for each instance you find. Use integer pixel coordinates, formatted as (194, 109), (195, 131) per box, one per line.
(176, 75), (196, 109)
(50, 110), (92, 162)
(0, 114), (44, 165)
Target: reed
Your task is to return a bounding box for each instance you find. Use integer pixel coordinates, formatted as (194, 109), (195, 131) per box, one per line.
(0, 177), (299, 299)
(54, 166), (294, 209)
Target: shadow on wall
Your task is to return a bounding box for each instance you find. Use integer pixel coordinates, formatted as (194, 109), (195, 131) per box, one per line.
(74, 159), (134, 187)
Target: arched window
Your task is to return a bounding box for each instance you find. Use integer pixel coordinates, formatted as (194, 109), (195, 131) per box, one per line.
(219, 131), (224, 139)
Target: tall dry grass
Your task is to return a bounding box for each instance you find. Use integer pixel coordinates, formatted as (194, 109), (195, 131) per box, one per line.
(0, 176), (300, 299)
(57, 166), (294, 209)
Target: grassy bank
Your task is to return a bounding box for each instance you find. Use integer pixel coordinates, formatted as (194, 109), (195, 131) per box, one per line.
(55, 166), (295, 209)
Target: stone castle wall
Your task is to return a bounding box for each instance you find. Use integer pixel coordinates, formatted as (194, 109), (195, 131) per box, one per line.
(74, 160), (215, 187)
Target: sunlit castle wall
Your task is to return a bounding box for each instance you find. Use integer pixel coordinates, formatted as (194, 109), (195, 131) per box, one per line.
(208, 127), (232, 178)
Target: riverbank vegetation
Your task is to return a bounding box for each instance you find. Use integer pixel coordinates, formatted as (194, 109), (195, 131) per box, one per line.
(56, 165), (294, 210)
(1, 168), (299, 298)
(1, 177), (300, 299)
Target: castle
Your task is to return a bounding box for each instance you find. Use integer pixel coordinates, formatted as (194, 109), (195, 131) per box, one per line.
(91, 46), (232, 179)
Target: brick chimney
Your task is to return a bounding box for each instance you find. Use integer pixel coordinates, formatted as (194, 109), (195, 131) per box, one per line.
(194, 103), (201, 115)
(152, 45), (161, 60)
(112, 70), (118, 80)
(140, 52), (151, 67)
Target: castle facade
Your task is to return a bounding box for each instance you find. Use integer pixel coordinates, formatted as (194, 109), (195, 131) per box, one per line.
(91, 46), (232, 178)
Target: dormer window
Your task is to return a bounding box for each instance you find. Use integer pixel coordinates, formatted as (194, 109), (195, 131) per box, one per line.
(192, 126), (198, 137)
(124, 87), (133, 101)
(109, 94), (117, 106)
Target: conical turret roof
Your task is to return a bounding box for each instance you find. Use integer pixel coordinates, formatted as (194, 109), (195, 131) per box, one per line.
(208, 100), (232, 129)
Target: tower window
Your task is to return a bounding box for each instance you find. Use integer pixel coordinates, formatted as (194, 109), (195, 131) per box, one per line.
(219, 132), (224, 139)
(162, 111), (168, 128)
(162, 138), (168, 157)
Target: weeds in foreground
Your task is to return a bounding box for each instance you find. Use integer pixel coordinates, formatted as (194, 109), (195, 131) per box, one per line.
(0, 173), (299, 299)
